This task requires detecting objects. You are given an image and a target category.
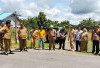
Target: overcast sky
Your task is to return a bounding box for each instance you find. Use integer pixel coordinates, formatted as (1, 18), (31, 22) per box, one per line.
(0, 0), (100, 25)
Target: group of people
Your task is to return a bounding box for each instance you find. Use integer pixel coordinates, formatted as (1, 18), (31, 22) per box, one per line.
(0, 20), (100, 55)
(68, 25), (100, 55)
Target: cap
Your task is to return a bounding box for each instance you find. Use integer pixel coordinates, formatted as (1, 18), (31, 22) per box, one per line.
(50, 25), (53, 28)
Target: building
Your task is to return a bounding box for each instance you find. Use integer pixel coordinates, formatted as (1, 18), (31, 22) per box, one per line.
(0, 12), (20, 27)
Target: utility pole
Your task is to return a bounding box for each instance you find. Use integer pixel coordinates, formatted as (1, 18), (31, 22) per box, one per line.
(14, 11), (21, 44)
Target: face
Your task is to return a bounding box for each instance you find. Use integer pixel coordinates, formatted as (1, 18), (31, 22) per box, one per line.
(50, 27), (53, 29)
(8, 23), (11, 27)
(63, 26), (65, 30)
(33, 28), (36, 30)
(78, 27), (81, 30)
(1, 22), (5, 26)
(41, 26), (43, 29)
(21, 24), (24, 28)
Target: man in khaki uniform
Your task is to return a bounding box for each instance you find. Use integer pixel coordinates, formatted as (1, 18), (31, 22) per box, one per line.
(16, 23), (28, 51)
(30, 27), (38, 49)
(48, 25), (56, 50)
(0, 20), (5, 50)
(68, 26), (76, 51)
(0, 20), (14, 55)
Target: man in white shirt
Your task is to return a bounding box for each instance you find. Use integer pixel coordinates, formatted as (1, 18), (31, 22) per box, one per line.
(57, 28), (60, 44)
(75, 27), (83, 51)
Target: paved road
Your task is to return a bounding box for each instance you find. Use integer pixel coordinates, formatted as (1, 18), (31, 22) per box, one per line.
(0, 40), (100, 68)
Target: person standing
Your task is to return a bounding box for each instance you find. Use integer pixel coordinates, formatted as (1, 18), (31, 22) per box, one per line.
(56, 28), (60, 44)
(80, 28), (88, 52)
(16, 23), (28, 51)
(30, 27), (38, 49)
(38, 26), (45, 50)
(75, 27), (83, 51)
(48, 25), (56, 50)
(0, 20), (5, 50)
(59, 26), (67, 50)
(91, 26), (100, 55)
(68, 26), (76, 51)
(0, 20), (14, 55)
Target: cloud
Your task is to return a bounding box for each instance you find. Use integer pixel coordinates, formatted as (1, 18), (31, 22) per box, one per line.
(70, 0), (100, 14)
(0, 0), (100, 25)
(44, 8), (61, 17)
(0, 8), (2, 11)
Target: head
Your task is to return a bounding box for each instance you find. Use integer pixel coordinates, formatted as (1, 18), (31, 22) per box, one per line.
(78, 27), (81, 31)
(50, 25), (53, 30)
(20, 23), (24, 28)
(62, 26), (66, 30)
(41, 26), (43, 30)
(33, 27), (36, 30)
(57, 28), (59, 31)
(70, 26), (74, 30)
(6, 20), (11, 27)
(0, 20), (5, 27)
(83, 28), (87, 32)
(95, 25), (99, 30)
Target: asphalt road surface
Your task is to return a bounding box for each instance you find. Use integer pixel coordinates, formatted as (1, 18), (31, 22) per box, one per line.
(0, 41), (100, 68)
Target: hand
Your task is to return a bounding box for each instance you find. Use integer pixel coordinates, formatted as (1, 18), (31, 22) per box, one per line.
(68, 38), (69, 41)
(17, 40), (19, 42)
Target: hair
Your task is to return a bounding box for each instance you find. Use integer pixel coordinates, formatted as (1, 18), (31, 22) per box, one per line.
(83, 28), (87, 32)
(0, 20), (4, 24)
(6, 20), (11, 25)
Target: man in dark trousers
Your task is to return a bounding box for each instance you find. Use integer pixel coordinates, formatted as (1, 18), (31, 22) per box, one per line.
(59, 26), (67, 50)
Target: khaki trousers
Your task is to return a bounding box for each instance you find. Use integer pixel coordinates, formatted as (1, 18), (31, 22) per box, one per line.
(31, 37), (36, 48)
(0, 38), (4, 49)
(70, 38), (74, 50)
(49, 37), (55, 50)
(19, 38), (27, 50)
(4, 39), (12, 53)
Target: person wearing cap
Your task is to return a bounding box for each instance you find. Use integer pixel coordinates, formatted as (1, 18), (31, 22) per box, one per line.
(16, 23), (28, 51)
(30, 26), (38, 49)
(59, 26), (67, 50)
(0, 20), (14, 55)
(38, 26), (45, 49)
(0, 20), (5, 50)
(48, 25), (56, 50)
(68, 26), (76, 51)
(91, 25), (100, 55)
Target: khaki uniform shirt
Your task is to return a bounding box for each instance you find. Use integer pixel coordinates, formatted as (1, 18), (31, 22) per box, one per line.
(69, 29), (76, 38)
(1, 26), (11, 39)
(30, 30), (38, 38)
(48, 29), (56, 37)
(0, 26), (4, 38)
(17, 27), (27, 39)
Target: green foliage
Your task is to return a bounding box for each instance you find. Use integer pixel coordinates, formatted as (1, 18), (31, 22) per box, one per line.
(37, 12), (47, 28)
(78, 18), (99, 30)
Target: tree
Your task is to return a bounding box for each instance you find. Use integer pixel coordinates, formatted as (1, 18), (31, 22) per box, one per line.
(37, 12), (47, 28)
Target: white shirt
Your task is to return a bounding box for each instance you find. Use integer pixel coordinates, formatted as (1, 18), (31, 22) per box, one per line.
(75, 30), (83, 41)
(57, 30), (60, 37)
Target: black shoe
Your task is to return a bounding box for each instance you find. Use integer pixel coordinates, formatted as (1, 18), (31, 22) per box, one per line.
(3, 52), (8, 55)
(20, 49), (23, 52)
(9, 51), (14, 54)
(24, 49), (28, 51)
(94, 53), (98, 55)
(63, 49), (65, 50)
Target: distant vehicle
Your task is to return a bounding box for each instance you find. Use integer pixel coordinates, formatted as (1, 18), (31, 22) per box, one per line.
(46, 27), (62, 43)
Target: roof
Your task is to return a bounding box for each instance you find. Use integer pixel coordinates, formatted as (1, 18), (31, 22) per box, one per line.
(0, 12), (14, 20)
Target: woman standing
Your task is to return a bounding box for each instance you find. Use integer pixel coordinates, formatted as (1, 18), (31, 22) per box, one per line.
(80, 28), (88, 52)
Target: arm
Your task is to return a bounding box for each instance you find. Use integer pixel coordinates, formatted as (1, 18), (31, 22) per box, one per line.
(16, 28), (19, 40)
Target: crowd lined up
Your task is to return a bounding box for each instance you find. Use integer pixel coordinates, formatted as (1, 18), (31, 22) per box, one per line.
(0, 20), (100, 55)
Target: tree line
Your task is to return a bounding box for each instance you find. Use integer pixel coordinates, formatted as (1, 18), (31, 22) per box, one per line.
(20, 12), (100, 31)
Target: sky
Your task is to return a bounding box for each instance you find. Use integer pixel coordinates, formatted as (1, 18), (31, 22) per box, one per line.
(0, 0), (100, 25)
